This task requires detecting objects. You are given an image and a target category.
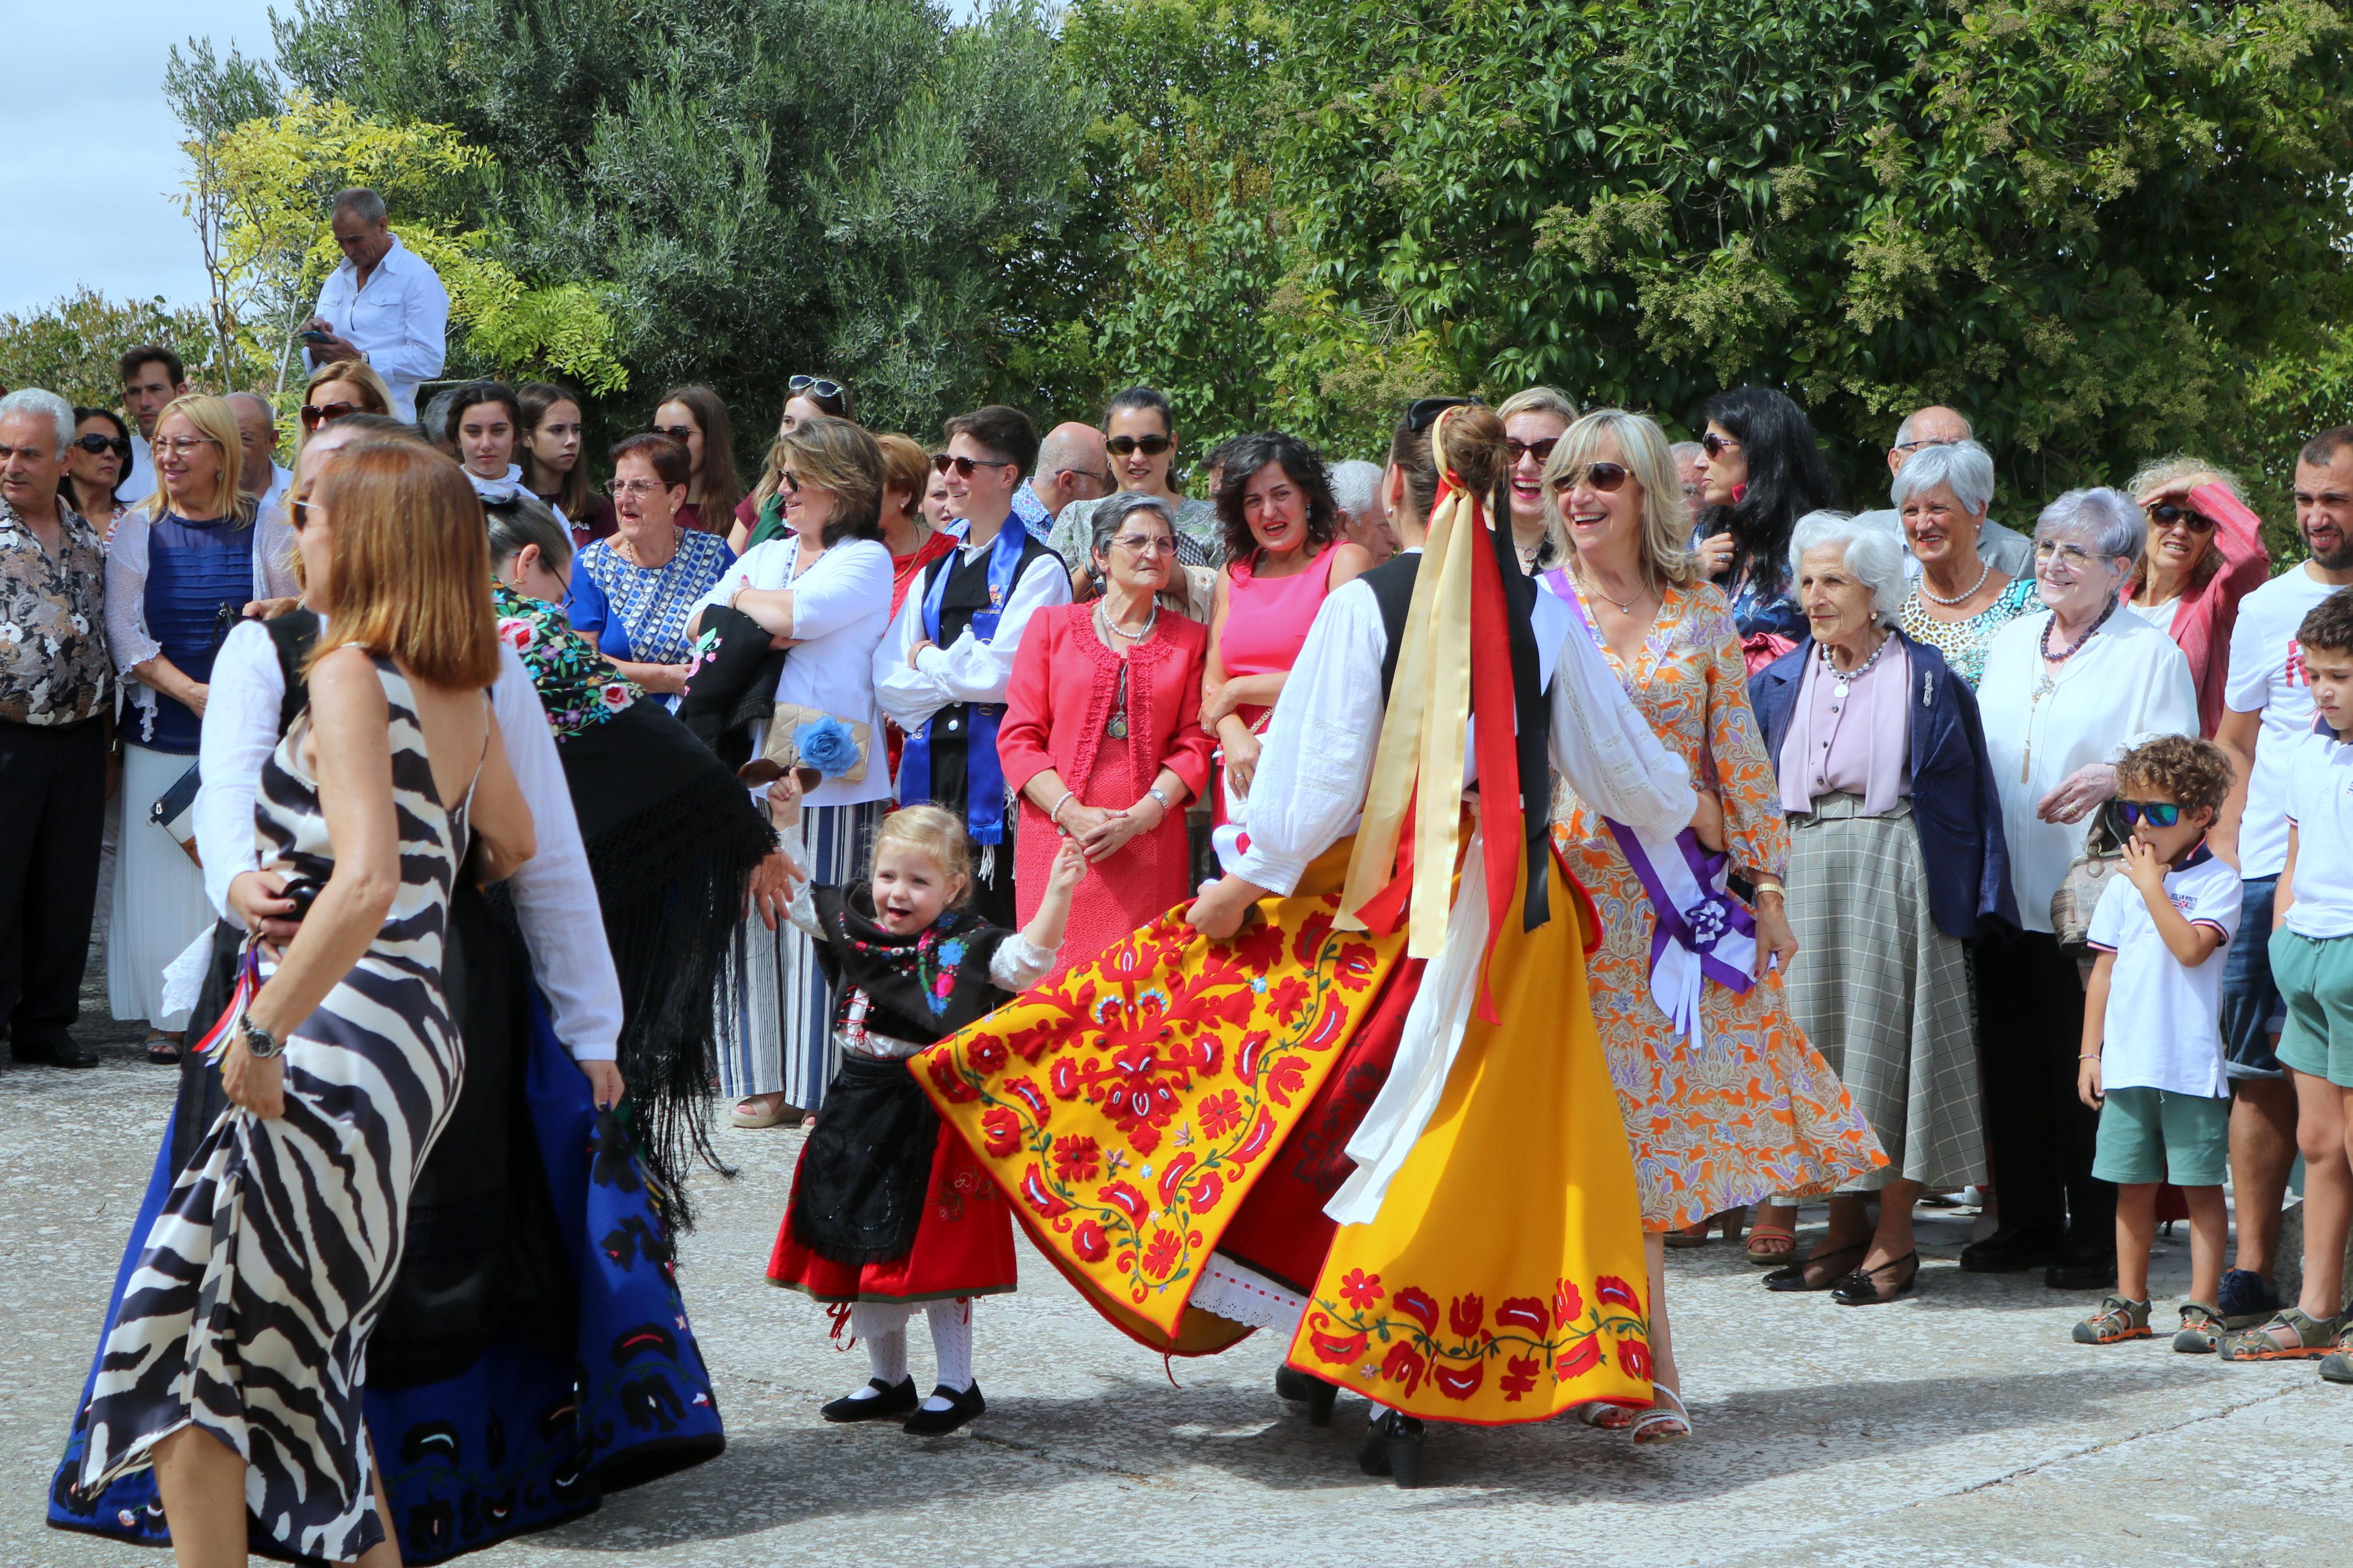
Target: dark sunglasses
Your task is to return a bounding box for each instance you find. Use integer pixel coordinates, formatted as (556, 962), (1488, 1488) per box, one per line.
(1549, 461), (1631, 494)
(789, 375), (844, 401)
(1106, 433), (1174, 458)
(932, 453), (1017, 478)
(1505, 436), (1560, 465)
(71, 433), (133, 458)
(652, 423), (697, 443)
(299, 400), (363, 431)
(780, 469), (803, 493)
(1701, 432), (1741, 459)
(2115, 799), (2185, 828)
(1406, 396), (1477, 434)
(2148, 501), (2217, 533)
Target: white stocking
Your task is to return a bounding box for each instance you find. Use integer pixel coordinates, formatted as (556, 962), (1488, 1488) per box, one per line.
(922, 1299), (974, 1409)
(850, 1302), (912, 1392)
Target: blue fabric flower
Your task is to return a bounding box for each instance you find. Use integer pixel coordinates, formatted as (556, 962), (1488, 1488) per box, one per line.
(793, 715), (860, 777)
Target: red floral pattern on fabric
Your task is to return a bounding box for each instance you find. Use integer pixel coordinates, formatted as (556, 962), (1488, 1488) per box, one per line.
(1300, 1272), (1649, 1407)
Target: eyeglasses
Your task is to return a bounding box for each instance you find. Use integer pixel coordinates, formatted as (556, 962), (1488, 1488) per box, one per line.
(779, 470), (806, 494)
(1548, 461), (1630, 494)
(71, 434), (133, 458)
(1505, 437), (1560, 466)
(1893, 437), (1957, 456)
(1110, 533), (1174, 556)
(2148, 501), (2217, 533)
(2115, 800), (2185, 828)
(2032, 540), (2107, 568)
(290, 497), (313, 528)
(789, 375), (844, 401)
(299, 401), (363, 431)
(652, 424), (697, 444)
(155, 436), (222, 456)
(605, 478), (669, 498)
(1106, 433), (1173, 458)
(1700, 433), (1742, 459)
(932, 453), (1017, 478)
(1406, 396), (1476, 434)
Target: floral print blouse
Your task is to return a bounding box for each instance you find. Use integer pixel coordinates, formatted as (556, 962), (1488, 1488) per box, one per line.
(1897, 575), (2038, 689)
(492, 582), (640, 741)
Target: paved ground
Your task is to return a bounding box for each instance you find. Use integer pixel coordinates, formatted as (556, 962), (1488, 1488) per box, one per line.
(6, 955), (2353, 1565)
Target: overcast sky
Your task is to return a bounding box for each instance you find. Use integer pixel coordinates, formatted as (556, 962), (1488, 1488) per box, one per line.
(0, 1), (285, 317)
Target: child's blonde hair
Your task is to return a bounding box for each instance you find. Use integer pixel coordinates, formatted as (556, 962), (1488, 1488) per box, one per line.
(871, 805), (975, 905)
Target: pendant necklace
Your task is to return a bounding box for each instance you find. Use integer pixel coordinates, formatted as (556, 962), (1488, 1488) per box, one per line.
(1819, 632), (1890, 699)
(1574, 564), (1641, 614)
(1917, 557), (1991, 607)
(1096, 599), (1157, 740)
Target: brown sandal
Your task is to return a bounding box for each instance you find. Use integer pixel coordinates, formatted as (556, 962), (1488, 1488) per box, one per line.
(1665, 1208), (1748, 1249)
(1744, 1205), (1798, 1264)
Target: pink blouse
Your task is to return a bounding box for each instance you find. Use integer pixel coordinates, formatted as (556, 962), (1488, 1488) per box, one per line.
(1778, 637), (1911, 815)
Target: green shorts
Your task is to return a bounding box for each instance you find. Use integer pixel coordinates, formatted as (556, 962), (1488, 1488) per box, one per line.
(2092, 1086), (2230, 1187)
(2270, 927), (2353, 1087)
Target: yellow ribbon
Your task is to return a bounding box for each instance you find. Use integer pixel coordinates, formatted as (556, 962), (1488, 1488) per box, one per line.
(1338, 415), (1480, 958)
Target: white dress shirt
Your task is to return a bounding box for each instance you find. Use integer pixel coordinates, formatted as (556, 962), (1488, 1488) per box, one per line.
(872, 527), (1072, 733)
(304, 234), (450, 423)
(194, 618), (625, 1060)
(1979, 606), (2201, 933)
(254, 463), (294, 529)
(120, 435), (158, 507)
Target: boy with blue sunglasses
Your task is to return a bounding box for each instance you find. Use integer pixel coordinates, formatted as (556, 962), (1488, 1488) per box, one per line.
(2074, 735), (2241, 1349)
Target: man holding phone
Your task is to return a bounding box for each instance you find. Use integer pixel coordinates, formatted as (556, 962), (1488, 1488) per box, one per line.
(300, 186), (449, 424)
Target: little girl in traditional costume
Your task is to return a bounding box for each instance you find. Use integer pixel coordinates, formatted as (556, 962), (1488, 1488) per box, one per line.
(766, 798), (1083, 1433)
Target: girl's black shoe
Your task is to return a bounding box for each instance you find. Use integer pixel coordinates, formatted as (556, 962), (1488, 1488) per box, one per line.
(903, 1382), (986, 1435)
(821, 1376), (917, 1423)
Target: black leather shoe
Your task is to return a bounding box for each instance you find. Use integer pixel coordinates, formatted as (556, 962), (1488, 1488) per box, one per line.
(821, 1376), (917, 1422)
(1275, 1364), (1314, 1402)
(12, 1033), (96, 1069)
(1275, 1366), (1339, 1425)
(1357, 1409), (1426, 1488)
(1957, 1229), (2065, 1274)
(903, 1382), (985, 1435)
(2045, 1253), (2118, 1290)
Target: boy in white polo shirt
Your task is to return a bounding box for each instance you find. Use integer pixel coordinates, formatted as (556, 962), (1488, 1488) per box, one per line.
(2226, 590), (2353, 1373)
(2074, 735), (2240, 1350)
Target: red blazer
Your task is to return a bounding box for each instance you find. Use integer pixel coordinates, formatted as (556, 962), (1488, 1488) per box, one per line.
(999, 603), (1216, 806)
(2129, 482), (2270, 737)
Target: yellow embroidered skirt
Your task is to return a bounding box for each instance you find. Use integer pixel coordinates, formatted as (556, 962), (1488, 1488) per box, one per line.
(1285, 848), (1655, 1425)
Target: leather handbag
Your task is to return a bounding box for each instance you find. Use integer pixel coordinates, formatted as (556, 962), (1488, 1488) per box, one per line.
(150, 761), (204, 866)
(2049, 802), (2128, 948)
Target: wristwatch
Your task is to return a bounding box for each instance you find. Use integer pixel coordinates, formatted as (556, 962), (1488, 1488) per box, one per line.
(1146, 786), (1173, 813)
(241, 1018), (285, 1059)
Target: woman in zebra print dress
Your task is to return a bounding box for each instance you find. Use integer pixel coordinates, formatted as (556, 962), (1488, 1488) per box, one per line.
(69, 447), (533, 1565)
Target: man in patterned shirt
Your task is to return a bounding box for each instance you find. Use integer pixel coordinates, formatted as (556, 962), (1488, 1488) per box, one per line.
(0, 389), (112, 1067)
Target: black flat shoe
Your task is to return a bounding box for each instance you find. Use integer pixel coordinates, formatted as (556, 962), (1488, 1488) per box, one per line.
(903, 1382), (986, 1435)
(822, 1376), (917, 1422)
(1357, 1409), (1425, 1487)
(1958, 1229), (2065, 1274)
(1830, 1250), (1919, 1306)
(1763, 1240), (1868, 1293)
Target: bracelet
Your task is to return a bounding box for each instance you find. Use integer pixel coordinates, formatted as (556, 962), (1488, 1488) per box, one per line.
(1048, 790), (1076, 829)
(1751, 878), (1786, 898)
(1146, 785), (1173, 816)
(2078, 1053), (2100, 1060)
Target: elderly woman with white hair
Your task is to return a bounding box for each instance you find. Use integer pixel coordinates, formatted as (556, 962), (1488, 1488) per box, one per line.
(1893, 439), (2039, 687)
(1971, 488), (2200, 1288)
(1748, 513), (2019, 1303)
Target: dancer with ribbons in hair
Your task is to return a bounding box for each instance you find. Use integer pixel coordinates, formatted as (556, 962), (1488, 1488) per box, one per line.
(878, 405), (1071, 925)
(911, 401), (1698, 1487)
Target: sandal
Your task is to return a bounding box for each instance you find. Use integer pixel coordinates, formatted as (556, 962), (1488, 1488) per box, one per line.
(144, 1030), (183, 1065)
(1665, 1208), (1748, 1250)
(1830, 1250), (1919, 1306)
(1763, 1239), (1868, 1293)
(1570, 1400), (1635, 1430)
(2218, 1307), (2343, 1363)
(730, 1097), (800, 1129)
(1629, 1385), (1690, 1445)
(2319, 1324), (2353, 1385)
(2070, 1294), (2152, 1345)
(2173, 1302), (2224, 1355)
(1744, 1204), (1798, 1264)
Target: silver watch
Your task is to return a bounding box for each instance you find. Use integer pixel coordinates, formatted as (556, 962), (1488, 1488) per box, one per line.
(1147, 785), (1174, 813)
(242, 1019), (284, 1059)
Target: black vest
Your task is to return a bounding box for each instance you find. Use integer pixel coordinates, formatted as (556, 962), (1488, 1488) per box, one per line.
(922, 529), (1064, 653)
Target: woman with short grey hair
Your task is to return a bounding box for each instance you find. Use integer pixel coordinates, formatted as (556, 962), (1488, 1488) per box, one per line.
(1971, 487), (2199, 1287)
(1747, 511), (2018, 1302)
(1894, 439), (2036, 687)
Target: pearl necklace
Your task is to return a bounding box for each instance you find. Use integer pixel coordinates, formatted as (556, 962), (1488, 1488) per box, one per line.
(1095, 599), (1158, 740)
(1819, 631), (1891, 698)
(1916, 556), (1992, 606)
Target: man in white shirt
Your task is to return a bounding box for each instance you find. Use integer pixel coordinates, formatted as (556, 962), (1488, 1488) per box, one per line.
(115, 346), (189, 506)
(1852, 405), (2035, 579)
(300, 187), (450, 424)
(2210, 424), (2353, 1324)
(225, 392), (292, 524)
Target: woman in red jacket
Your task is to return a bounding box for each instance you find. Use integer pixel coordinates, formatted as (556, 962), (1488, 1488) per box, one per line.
(1000, 493), (1216, 980)
(2125, 458), (2270, 737)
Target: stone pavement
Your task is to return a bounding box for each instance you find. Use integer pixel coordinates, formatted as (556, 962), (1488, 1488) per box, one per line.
(5, 982), (2351, 1565)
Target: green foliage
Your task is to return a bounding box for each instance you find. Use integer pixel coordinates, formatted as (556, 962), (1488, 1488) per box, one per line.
(0, 290), (223, 409)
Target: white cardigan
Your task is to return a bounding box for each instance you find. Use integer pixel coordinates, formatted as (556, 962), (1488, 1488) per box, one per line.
(107, 503), (303, 742)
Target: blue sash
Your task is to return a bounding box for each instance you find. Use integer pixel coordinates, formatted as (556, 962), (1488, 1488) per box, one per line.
(899, 518), (1027, 844)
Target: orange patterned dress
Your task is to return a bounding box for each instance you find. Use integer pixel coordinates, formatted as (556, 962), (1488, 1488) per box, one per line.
(1551, 581), (1885, 1230)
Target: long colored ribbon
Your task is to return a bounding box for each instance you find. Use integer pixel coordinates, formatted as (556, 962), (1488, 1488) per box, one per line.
(899, 518), (1027, 845)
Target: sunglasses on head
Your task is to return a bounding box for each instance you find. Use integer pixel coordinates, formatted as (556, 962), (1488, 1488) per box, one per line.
(299, 400), (363, 431)
(71, 433), (132, 458)
(1106, 433), (1173, 458)
(2115, 799), (2185, 828)
(1701, 432), (1741, 459)
(1406, 396), (1477, 435)
(2148, 500), (2217, 533)
(1548, 461), (1630, 495)
(788, 375), (844, 401)
(1505, 436), (1560, 465)
(932, 453), (1016, 478)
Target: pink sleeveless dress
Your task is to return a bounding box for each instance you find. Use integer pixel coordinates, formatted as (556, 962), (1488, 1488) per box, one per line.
(1215, 546), (1341, 822)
